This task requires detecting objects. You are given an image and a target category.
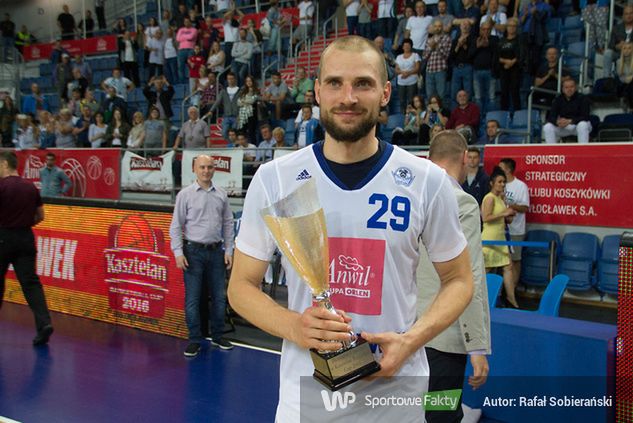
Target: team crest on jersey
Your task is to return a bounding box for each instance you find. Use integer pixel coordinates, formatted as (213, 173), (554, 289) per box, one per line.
(327, 237), (385, 315)
(392, 167), (415, 187)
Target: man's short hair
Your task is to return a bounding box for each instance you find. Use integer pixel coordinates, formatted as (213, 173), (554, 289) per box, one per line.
(0, 151), (18, 170)
(429, 130), (468, 162)
(301, 103), (312, 111)
(467, 146), (480, 155)
(260, 123), (272, 132)
(271, 70), (281, 77)
(317, 35), (388, 85)
(227, 128), (237, 135)
(487, 119), (500, 127)
(499, 157), (516, 173)
(46, 152), (56, 159)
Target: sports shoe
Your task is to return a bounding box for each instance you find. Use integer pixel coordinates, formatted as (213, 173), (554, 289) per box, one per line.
(211, 338), (234, 350)
(33, 324), (54, 346)
(184, 342), (201, 357)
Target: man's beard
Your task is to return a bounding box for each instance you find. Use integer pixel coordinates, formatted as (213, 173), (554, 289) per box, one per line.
(320, 106), (378, 143)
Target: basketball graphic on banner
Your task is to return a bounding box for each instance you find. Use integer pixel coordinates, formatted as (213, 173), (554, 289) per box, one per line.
(61, 158), (87, 197)
(114, 215), (158, 252)
(104, 168), (115, 186)
(87, 156), (103, 180)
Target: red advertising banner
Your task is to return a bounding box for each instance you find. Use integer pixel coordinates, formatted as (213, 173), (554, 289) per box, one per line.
(4, 205), (187, 338)
(15, 148), (121, 200)
(22, 35), (118, 61)
(483, 143), (633, 228)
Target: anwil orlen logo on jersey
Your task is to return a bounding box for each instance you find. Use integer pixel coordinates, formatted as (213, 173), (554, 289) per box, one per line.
(328, 237), (385, 315)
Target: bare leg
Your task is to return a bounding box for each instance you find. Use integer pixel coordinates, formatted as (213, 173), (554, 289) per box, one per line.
(503, 264), (519, 308)
(511, 260), (521, 291)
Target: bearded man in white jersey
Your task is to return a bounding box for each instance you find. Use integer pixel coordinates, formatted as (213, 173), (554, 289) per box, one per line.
(228, 35), (474, 422)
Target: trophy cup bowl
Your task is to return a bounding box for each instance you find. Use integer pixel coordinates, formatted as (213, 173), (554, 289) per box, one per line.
(261, 179), (380, 391)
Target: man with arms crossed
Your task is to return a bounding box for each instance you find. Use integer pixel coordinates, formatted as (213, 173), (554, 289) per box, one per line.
(418, 131), (491, 423)
(228, 36), (473, 421)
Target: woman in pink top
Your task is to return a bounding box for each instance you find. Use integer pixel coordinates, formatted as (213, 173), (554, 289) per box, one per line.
(176, 17), (198, 84)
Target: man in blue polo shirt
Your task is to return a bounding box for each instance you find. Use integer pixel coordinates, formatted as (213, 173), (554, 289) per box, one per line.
(40, 152), (72, 197)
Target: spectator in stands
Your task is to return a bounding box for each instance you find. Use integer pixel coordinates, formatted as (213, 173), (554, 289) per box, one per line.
(235, 130), (257, 162)
(225, 127), (238, 146)
(174, 4), (189, 28)
(164, 28), (179, 85)
(192, 66), (210, 108)
(188, 8), (204, 29)
(89, 111), (108, 148)
(462, 146), (489, 205)
(543, 78), (591, 143)
(406, 1), (433, 56)
(434, 0), (455, 34)
(143, 75), (174, 123)
(518, 0), (549, 78)
(345, 0), (361, 36)
(160, 10), (173, 36)
(395, 38), (421, 115)
(533, 47), (570, 106)
(446, 90), (480, 143)
(176, 18), (199, 84)
(231, 29), (253, 86)
(499, 157), (529, 300)
(392, 95), (425, 145)
(377, 0), (397, 39)
(293, 90), (319, 127)
(262, 70), (289, 121)
(295, 103), (323, 148)
(81, 89), (99, 115)
(127, 111), (145, 149)
(424, 20), (451, 102)
(293, 0), (315, 46)
(477, 118), (508, 144)
(55, 108), (77, 147)
(482, 168), (517, 308)
(450, 20), (476, 107)
(104, 107), (130, 147)
(289, 66), (314, 105)
(50, 40), (69, 65)
(1, 14), (16, 62)
(236, 75), (260, 143)
(146, 29), (165, 78)
(358, 0), (374, 40)
(199, 72), (222, 117)
(480, 0), (506, 37)
(583, 0), (609, 53)
(255, 123), (275, 162)
(207, 40), (226, 74)
(67, 68), (89, 100)
(173, 106), (210, 149)
(55, 53), (73, 103)
(392, 3), (412, 52)
(617, 42), (633, 110)
(209, 71), (240, 140)
(222, 8), (243, 67)
(101, 85), (128, 123)
(73, 106), (93, 147)
(73, 54), (93, 84)
(67, 88), (83, 118)
(271, 125), (288, 148)
(199, 16), (219, 54)
(136, 23), (148, 84)
(78, 10), (95, 38)
(102, 67), (134, 102)
(420, 94), (450, 144)
(95, 0), (106, 30)
(319, 0), (339, 26)
(58, 4), (76, 40)
(473, 21), (498, 114)
(118, 31), (140, 86)
(264, 1), (283, 54)
(374, 36), (396, 81)
(39, 111), (57, 148)
(15, 25), (35, 54)
(40, 152), (72, 196)
(22, 83), (50, 117)
(246, 19), (263, 76)
(498, 18), (521, 112)
(187, 44), (207, 95)
(0, 95), (17, 147)
(604, 5), (633, 79)
(112, 18), (127, 36)
(143, 106), (167, 152)
(452, 0), (480, 36)
(13, 115), (39, 149)
(145, 17), (160, 45)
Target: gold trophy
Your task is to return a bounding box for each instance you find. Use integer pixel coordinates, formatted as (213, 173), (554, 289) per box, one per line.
(261, 179), (380, 391)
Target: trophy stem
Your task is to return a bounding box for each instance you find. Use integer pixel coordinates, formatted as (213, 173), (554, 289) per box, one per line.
(313, 291), (357, 350)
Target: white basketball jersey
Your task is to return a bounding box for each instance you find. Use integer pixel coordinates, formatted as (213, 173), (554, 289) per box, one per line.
(236, 142), (467, 422)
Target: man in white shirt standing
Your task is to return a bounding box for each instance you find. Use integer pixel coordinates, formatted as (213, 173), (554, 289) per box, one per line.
(406, 0), (434, 55)
(498, 158), (529, 296)
(377, 0), (397, 38)
(293, 0), (315, 46)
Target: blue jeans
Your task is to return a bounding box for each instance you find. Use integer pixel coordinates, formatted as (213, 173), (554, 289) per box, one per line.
(347, 16), (359, 36)
(451, 64), (473, 108)
(398, 83), (418, 114)
(221, 116), (237, 141)
(183, 244), (227, 342)
(1, 36), (14, 62)
(473, 69), (496, 115)
(231, 61), (249, 86)
(359, 22), (372, 39)
(177, 48), (193, 84)
(426, 70), (447, 100)
(164, 57), (178, 85)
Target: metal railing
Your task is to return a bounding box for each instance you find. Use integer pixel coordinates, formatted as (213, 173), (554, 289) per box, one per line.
(322, 14), (339, 42)
(526, 86), (560, 143)
(293, 37), (311, 76)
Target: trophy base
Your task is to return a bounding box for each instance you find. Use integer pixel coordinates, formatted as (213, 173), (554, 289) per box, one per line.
(310, 336), (381, 391)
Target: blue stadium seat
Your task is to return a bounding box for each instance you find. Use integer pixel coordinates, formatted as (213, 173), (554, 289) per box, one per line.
(521, 230), (561, 287)
(563, 14), (583, 30)
(558, 232), (600, 290)
(381, 113), (404, 143)
(566, 41), (586, 58)
(547, 17), (562, 33)
(562, 28), (583, 46)
(486, 110), (510, 129)
(597, 235), (621, 295)
(47, 94), (60, 110)
(537, 274), (569, 316)
(486, 273), (503, 308)
(511, 109), (540, 140)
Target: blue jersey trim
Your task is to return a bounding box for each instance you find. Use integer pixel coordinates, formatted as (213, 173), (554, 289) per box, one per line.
(311, 140), (394, 191)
